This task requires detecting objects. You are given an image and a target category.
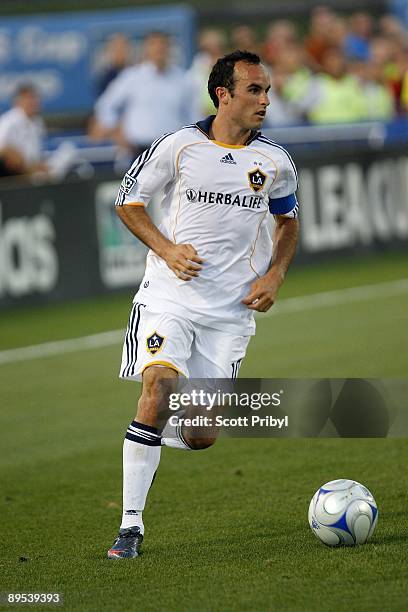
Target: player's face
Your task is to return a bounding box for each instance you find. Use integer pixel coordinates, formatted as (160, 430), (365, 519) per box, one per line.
(222, 62), (271, 130)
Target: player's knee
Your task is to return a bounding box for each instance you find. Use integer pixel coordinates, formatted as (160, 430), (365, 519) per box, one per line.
(184, 434), (218, 450)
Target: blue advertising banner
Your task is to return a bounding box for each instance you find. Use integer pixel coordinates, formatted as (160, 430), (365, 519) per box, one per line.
(0, 5), (195, 114)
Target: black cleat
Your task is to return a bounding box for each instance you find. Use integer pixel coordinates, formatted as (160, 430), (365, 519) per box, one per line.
(107, 526), (143, 559)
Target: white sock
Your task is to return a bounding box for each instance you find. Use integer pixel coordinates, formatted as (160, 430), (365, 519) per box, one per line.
(161, 413), (192, 451)
(120, 421), (162, 533)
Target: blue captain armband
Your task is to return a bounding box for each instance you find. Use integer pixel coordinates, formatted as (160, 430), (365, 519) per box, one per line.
(268, 193), (299, 218)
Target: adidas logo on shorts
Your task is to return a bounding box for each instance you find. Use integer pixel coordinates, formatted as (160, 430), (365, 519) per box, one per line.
(220, 153), (236, 164)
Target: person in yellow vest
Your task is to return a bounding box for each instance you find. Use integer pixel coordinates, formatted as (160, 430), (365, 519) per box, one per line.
(264, 43), (314, 126)
(307, 47), (368, 124)
(370, 36), (406, 114)
(401, 71), (408, 112)
(280, 44), (314, 104)
(350, 59), (395, 120)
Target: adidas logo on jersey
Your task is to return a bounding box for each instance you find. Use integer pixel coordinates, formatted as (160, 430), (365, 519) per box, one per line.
(220, 153), (236, 164)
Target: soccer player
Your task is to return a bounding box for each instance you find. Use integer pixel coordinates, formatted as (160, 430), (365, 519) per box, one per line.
(107, 50), (299, 559)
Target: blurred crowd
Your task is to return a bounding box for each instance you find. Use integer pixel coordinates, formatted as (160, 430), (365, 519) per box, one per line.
(192, 7), (408, 126)
(1, 7), (408, 178)
(89, 8), (408, 161)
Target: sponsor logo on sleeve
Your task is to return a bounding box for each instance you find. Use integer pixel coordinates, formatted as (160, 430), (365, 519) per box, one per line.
(121, 174), (136, 194)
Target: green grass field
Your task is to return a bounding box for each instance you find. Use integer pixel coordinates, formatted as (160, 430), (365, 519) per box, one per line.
(1, 252), (407, 611)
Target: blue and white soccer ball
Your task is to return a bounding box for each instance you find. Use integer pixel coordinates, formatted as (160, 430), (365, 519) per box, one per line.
(308, 479), (378, 547)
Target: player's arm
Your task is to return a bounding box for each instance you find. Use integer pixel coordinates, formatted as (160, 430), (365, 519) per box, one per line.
(115, 135), (203, 280)
(116, 205), (202, 281)
(242, 215), (299, 312)
(243, 155), (299, 313)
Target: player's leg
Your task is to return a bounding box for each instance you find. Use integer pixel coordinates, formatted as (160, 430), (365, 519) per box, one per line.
(161, 397), (220, 450)
(108, 365), (177, 559)
(161, 326), (251, 451)
(160, 346), (221, 451)
(121, 365), (177, 526)
(108, 306), (192, 559)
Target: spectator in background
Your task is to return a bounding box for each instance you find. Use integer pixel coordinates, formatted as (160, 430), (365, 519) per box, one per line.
(370, 35), (394, 67)
(304, 5), (336, 69)
(0, 84), (76, 179)
(401, 68), (408, 112)
(307, 47), (367, 124)
(230, 25), (259, 54)
(0, 84), (45, 177)
(380, 13), (408, 104)
(344, 12), (373, 61)
(265, 44), (313, 126)
(392, 41), (408, 112)
(325, 15), (348, 49)
(349, 58), (395, 120)
(95, 34), (133, 96)
(188, 28), (227, 117)
(379, 14), (408, 46)
(263, 20), (297, 69)
(371, 35), (407, 112)
(91, 31), (191, 160)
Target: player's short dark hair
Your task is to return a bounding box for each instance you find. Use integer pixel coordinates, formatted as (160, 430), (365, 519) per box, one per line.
(208, 50), (261, 109)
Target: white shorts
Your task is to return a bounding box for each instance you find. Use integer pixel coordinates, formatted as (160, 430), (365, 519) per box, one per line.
(119, 302), (251, 381)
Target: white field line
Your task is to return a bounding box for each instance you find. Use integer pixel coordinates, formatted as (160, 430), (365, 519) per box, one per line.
(268, 277), (408, 316)
(0, 278), (407, 366)
(0, 329), (124, 365)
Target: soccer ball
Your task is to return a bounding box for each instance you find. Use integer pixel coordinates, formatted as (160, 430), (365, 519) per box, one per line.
(308, 479), (378, 547)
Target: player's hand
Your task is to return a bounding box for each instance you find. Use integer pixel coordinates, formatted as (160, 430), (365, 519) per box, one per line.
(164, 243), (203, 281)
(242, 271), (283, 312)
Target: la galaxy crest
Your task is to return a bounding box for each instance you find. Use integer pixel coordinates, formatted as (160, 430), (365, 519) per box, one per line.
(248, 167), (267, 193)
(146, 331), (165, 355)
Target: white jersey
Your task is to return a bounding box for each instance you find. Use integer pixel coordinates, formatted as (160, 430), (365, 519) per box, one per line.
(115, 116), (299, 336)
